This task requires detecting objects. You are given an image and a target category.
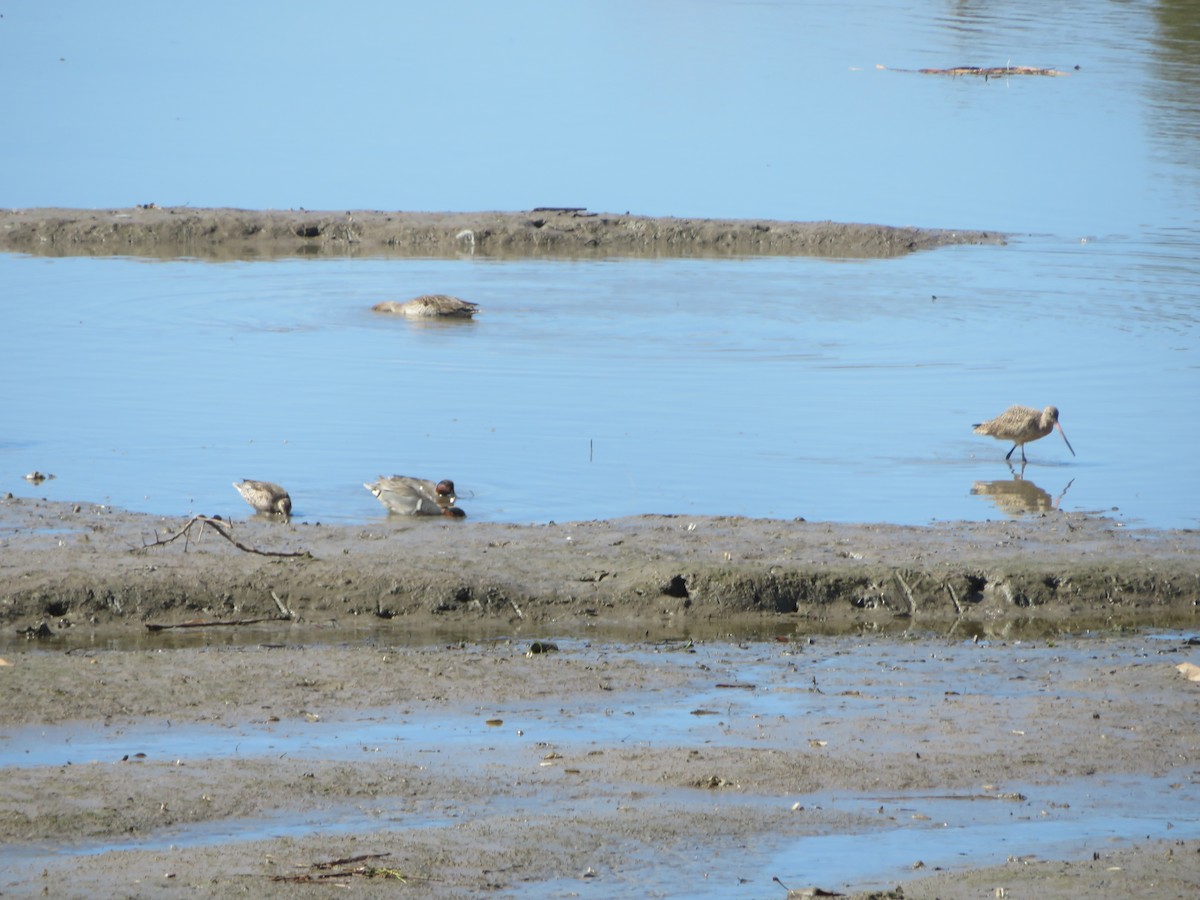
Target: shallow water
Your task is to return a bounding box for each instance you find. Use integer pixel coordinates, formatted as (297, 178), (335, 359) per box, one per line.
(2, 0), (1198, 529)
(2, 1), (1200, 528)
(3, 242), (1198, 528)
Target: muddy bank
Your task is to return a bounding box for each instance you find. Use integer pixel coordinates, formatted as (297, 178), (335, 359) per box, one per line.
(1, 496), (1197, 638)
(0, 206), (1006, 260)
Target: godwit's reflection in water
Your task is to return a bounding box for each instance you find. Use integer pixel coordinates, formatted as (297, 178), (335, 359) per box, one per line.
(971, 462), (1075, 517)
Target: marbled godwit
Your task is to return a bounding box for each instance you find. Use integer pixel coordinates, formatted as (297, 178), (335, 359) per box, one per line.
(364, 476), (466, 518)
(233, 479), (292, 517)
(973, 405), (1075, 462)
(372, 295), (478, 318)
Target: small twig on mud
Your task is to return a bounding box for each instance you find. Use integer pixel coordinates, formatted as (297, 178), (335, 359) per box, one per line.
(145, 617), (286, 632)
(510, 598), (524, 619)
(271, 852), (407, 884)
(312, 853), (391, 870)
(360, 866), (407, 881)
(945, 582), (964, 616)
(135, 514), (312, 559)
(271, 590), (293, 618)
(895, 570), (917, 614)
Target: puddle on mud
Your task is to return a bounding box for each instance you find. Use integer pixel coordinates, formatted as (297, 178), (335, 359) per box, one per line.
(2, 771), (1193, 897)
(766, 775), (1200, 893)
(2, 634), (1198, 895)
(4, 634), (1191, 771)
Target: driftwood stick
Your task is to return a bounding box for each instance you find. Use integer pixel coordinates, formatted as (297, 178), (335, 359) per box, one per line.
(145, 617), (285, 632)
(135, 514), (312, 558)
(312, 853), (391, 870)
(270, 852), (401, 883)
(271, 590), (293, 618)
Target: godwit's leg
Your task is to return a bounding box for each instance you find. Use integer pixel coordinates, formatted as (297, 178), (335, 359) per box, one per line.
(1005, 444), (1017, 461)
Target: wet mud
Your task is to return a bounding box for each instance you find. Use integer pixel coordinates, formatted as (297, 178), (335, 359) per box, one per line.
(1, 496), (1199, 897)
(1, 629), (1199, 898)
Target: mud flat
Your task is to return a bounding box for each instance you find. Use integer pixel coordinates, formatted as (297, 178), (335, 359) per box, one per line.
(0, 206), (1005, 260)
(2, 497), (1200, 897)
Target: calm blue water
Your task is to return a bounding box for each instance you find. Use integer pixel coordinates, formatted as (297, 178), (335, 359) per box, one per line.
(2, 1), (1198, 528)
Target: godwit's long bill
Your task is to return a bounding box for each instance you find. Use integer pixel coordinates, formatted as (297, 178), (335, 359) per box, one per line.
(973, 404), (1075, 463)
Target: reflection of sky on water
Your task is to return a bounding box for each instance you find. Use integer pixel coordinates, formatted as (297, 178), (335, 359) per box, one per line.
(3, 246), (1195, 528)
(0, 1), (1197, 528)
(0, 0), (1194, 235)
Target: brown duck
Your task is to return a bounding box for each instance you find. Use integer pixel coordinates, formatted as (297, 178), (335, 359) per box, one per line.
(233, 480), (292, 517)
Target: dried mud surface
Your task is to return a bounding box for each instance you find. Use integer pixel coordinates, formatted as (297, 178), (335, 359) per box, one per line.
(0, 206), (1006, 260)
(1, 497), (1199, 897)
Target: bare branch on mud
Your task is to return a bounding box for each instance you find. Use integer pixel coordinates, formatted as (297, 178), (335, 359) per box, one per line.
(311, 853), (392, 870)
(271, 852), (408, 884)
(134, 514), (312, 559)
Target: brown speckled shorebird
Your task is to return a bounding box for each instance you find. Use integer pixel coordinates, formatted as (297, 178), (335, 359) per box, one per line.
(973, 405), (1075, 463)
(372, 295), (478, 318)
(233, 480), (292, 517)
(364, 476), (466, 518)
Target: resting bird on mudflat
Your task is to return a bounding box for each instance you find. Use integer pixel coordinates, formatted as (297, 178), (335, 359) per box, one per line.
(371, 295), (478, 318)
(364, 476), (465, 518)
(973, 405), (1075, 463)
(233, 480), (292, 517)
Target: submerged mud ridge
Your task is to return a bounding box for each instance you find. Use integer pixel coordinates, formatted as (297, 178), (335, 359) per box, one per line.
(0, 206), (1006, 260)
(1, 497), (1197, 635)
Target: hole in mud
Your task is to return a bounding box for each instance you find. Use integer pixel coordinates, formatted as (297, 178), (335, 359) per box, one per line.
(964, 574), (987, 602)
(661, 575), (689, 598)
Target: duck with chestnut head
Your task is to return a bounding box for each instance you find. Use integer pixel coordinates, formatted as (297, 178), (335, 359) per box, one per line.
(364, 476), (465, 518)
